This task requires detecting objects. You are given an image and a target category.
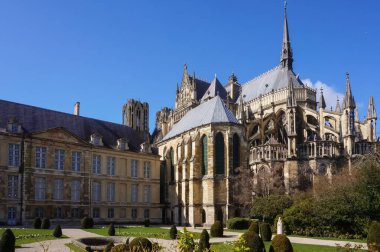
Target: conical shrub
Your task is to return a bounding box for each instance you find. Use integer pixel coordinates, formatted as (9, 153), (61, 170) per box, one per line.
(198, 229), (210, 252)
(0, 228), (16, 252)
(53, 225), (62, 238)
(108, 223), (116, 236)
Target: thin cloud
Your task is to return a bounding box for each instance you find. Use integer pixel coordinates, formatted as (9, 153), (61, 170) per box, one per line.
(302, 79), (344, 111)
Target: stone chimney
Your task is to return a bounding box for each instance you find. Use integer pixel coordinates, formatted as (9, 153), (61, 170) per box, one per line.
(74, 102), (80, 116)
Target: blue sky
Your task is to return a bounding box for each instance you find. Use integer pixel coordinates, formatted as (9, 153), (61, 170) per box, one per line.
(0, 1), (379, 132)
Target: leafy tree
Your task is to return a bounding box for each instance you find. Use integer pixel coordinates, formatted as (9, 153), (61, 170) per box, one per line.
(251, 195), (293, 224)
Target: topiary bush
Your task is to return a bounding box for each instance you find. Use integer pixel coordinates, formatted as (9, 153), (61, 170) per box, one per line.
(144, 218), (150, 227)
(227, 218), (252, 230)
(41, 218), (51, 229)
(108, 223), (116, 236)
(33, 217), (42, 229)
(129, 237), (152, 252)
(170, 225), (177, 239)
(367, 221), (380, 252)
(210, 221), (224, 237)
(0, 228), (16, 252)
(81, 217), (94, 229)
(104, 242), (115, 252)
(269, 234), (293, 252)
(241, 231), (266, 252)
(249, 221), (260, 234)
(260, 222), (272, 241)
(198, 229), (210, 252)
(111, 244), (129, 252)
(53, 225), (62, 238)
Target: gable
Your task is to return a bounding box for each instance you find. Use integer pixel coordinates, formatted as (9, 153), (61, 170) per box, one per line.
(31, 127), (89, 145)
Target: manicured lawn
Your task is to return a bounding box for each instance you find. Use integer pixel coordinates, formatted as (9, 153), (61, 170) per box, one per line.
(84, 226), (201, 240)
(211, 241), (344, 252)
(65, 243), (86, 252)
(289, 235), (367, 243)
(0, 228), (67, 246)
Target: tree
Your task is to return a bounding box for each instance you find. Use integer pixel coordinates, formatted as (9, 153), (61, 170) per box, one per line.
(251, 195), (293, 224)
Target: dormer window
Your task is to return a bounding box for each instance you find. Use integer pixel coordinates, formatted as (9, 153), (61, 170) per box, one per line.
(117, 138), (129, 151)
(90, 133), (103, 146)
(140, 142), (152, 154)
(7, 118), (21, 134)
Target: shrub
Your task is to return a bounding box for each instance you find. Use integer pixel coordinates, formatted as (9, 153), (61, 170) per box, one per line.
(198, 229), (210, 252)
(177, 227), (195, 252)
(227, 218), (252, 230)
(249, 221), (260, 234)
(170, 225), (178, 239)
(241, 231), (265, 252)
(111, 244), (129, 252)
(33, 217), (42, 229)
(41, 218), (51, 229)
(0, 229), (16, 252)
(53, 225), (62, 238)
(269, 234), (293, 252)
(104, 242), (115, 252)
(251, 195), (293, 224)
(210, 221), (224, 237)
(108, 223), (116, 236)
(367, 221), (380, 252)
(129, 237), (152, 252)
(144, 219), (150, 227)
(260, 222), (272, 241)
(81, 217), (94, 229)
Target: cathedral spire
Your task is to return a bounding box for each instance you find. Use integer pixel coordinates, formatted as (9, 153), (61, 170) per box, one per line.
(319, 87), (326, 110)
(367, 96), (377, 119)
(342, 72), (356, 109)
(335, 96), (342, 113)
(281, 0), (293, 70)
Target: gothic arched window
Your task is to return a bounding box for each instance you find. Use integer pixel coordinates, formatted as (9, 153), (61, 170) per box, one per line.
(232, 134), (240, 172)
(215, 132), (225, 175)
(201, 135), (208, 176)
(170, 147), (174, 182)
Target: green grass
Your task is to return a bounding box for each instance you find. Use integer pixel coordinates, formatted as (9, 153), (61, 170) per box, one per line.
(211, 241), (347, 252)
(84, 226), (201, 240)
(0, 228), (67, 246)
(65, 243), (86, 252)
(289, 235), (367, 243)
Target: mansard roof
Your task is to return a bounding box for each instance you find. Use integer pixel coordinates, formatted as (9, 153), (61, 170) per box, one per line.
(201, 76), (228, 101)
(241, 65), (304, 102)
(0, 99), (147, 152)
(162, 96), (238, 141)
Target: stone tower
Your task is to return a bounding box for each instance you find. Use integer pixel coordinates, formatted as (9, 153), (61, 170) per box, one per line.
(122, 99), (149, 136)
(342, 73), (356, 155)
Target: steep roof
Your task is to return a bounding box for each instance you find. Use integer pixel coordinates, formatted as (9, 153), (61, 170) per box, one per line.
(162, 96), (238, 141)
(241, 65), (304, 102)
(189, 76), (210, 100)
(0, 99), (146, 152)
(201, 76), (227, 101)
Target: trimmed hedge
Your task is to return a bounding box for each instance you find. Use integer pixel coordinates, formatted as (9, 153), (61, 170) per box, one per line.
(53, 225), (62, 238)
(241, 231), (266, 252)
(170, 225), (177, 239)
(41, 218), (51, 229)
(249, 221), (260, 234)
(269, 234), (293, 252)
(260, 222), (272, 241)
(108, 223), (116, 236)
(33, 217), (42, 229)
(129, 237), (152, 252)
(0, 228), (16, 252)
(198, 229), (210, 252)
(144, 219), (150, 227)
(227, 218), (253, 230)
(81, 217), (94, 229)
(368, 221), (380, 252)
(111, 244), (129, 252)
(104, 242), (115, 252)
(210, 221), (223, 237)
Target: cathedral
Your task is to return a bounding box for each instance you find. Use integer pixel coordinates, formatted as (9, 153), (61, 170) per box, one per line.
(153, 4), (378, 227)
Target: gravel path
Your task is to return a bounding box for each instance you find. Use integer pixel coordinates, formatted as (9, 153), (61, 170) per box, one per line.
(15, 227), (368, 251)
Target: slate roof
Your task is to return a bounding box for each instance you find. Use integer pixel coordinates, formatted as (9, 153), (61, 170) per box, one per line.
(189, 76), (211, 100)
(162, 96), (238, 141)
(241, 65), (304, 102)
(201, 76), (228, 101)
(0, 99), (146, 152)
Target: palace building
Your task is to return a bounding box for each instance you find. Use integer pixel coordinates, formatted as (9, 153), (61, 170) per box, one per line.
(154, 4), (377, 227)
